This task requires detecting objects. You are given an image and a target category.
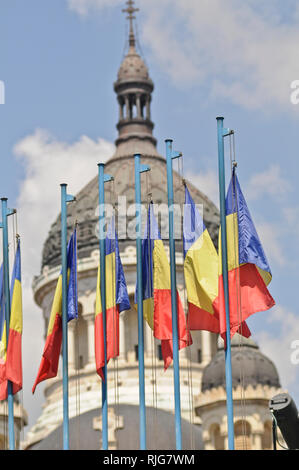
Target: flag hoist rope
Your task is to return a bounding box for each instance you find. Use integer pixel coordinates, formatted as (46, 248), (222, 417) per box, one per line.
(134, 153), (150, 449)
(228, 132), (248, 449)
(98, 165), (113, 450)
(145, 169), (159, 449)
(165, 140), (183, 450)
(13, 211), (26, 448)
(73, 220), (81, 450)
(178, 161), (195, 451)
(1, 198), (17, 450)
(216, 117), (235, 450)
(111, 179), (120, 436)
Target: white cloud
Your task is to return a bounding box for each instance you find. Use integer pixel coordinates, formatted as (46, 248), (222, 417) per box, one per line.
(256, 221), (286, 267)
(185, 168), (219, 207)
(67, 0), (299, 111)
(13, 129), (114, 431)
(246, 165), (290, 201)
(255, 305), (299, 391)
(283, 206), (299, 234)
(68, 0), (121, 16)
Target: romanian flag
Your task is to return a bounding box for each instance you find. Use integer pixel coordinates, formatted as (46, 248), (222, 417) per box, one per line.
(0, 240), (23, 400)
(217, 169), (275, 341)
(183, 186), (220, 333)
(32, 229), (78, 393)
(95, 218), (130, 380)
(136, 203), (192, 371)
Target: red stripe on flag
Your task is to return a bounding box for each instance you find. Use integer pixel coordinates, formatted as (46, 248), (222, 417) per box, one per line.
(0, 380), (22, 401)
(187, 302), (220, 333)
(95, 306), (119, 380)
(6, 329), (22, 389)
(154, 289), (192, 371)
(32, 314), (62, 394)
(214, 263), (275, 342)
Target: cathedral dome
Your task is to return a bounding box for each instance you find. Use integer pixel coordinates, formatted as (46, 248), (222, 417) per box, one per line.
(40, 154), (220, 271)
(201, 335), (281, 392)
(27, 405), (204, 450)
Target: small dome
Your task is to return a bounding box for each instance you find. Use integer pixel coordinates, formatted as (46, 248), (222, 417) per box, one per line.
(118, 48), (150, 81)
(201, 335), (281, 392)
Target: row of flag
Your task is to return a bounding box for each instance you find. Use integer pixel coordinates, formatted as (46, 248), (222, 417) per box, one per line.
(0, 168), (275, 401)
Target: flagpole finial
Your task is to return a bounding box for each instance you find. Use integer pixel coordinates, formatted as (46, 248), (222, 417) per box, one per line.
(122, 0), (139, 48)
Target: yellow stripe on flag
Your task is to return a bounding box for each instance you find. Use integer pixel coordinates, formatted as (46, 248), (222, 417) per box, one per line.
(219, 213), (272, 286)
(143, 297), (154, 330)
(47, 275), (63, 336)
(184, 229), (218, 315)
(218, 212), (239, 275)
(10, 279), (22, 334)
(153, 240), (171, 290)
(95, 252), (116, 317)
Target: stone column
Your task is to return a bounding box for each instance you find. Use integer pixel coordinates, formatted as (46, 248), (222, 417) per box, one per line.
(119, 312), (126, 361)
(136, 93), (141, 118)
(68, 321), (76, 372)
(201, 330), (212, 365)
(146, 95), (151, 120)
(118, 98), (124, 121)
(144, 322), (153, 358)
(87, 315), (95, 366)
(252, 432), (262, 450)
(125, 95), (130, 119)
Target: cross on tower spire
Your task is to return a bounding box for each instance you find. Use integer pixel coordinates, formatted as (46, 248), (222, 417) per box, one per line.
(122, 0), (139, 48)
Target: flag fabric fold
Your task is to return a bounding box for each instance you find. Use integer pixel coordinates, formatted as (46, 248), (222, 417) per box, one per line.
(32, 229), (78, 394)
(216, 169), (275, 341)
(0, 240), (23, 400)
(183, 186), (220, 333)
(136, 203), (192, 371)
(95, 218), (130, 380)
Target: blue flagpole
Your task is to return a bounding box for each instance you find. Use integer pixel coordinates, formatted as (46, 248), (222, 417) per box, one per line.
(0, 198), (15, 450)
(134, 153), (150, 450)
(98, 163), (113, 450)
(216, 117), (235, 450)
(165, 139), (182, 450)
(60, 184), (75, 450)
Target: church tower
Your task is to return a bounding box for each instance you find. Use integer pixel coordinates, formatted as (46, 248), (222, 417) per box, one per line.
(25, 2), (221, 450)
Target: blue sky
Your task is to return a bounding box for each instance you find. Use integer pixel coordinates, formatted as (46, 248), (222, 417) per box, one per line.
(1, 0), (299, 436)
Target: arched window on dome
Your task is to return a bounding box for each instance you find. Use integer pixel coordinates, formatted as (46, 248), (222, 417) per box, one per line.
(234, 420), (252, 450)
(262, 421), (272, 450)
(129, 94), (137, 119)
(209, 424), (225, 450)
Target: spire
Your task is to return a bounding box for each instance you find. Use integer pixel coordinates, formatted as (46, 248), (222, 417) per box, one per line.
(112, 1), (160, 160)
(122, 0), (139, 49)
